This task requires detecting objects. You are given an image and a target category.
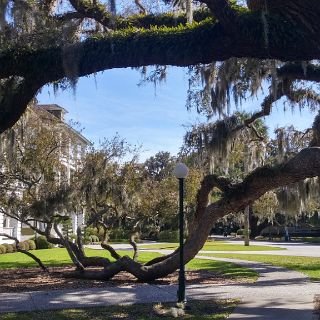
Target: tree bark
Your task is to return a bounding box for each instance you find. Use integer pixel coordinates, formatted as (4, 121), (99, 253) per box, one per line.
(244, 206), (250, 246)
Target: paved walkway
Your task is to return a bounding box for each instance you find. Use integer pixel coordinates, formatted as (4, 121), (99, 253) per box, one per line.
(88, 239), (320, 257)
(205, 238), (320, 257)
(192, 256), (319, 320)
(0, 255), (319, 319)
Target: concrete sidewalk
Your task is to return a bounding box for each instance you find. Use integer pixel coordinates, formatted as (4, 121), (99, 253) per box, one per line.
(0, 284), (177, 313)
(0, 256), (318, 319)
(88, 239), (320, 258)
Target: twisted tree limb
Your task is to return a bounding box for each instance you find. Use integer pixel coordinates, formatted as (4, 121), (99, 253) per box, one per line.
(69, 146), (320, 281)
(54, 222), (85, 271)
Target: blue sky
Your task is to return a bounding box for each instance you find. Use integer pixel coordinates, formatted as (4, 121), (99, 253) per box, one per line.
(37, 67), (317, 161)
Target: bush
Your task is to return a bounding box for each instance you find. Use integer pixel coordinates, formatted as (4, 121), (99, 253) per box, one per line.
(85, 226), (105, 240)
(35, 236), (53, 249)
(236, 229), (244, 236)
(158, 230), (180, 242)
(18, 242), (27, 251)
(0, 244), (6, 254)
(109, 228), (130, 241)
(236, 229), (251, 236)
(83, 236), (91, 245)
(23, 241), (30, 251)
(260, 226), (284, 237)
(3, 243), (14, 253)
(27, 239), (36, 250)
(88, 235), (100, 243)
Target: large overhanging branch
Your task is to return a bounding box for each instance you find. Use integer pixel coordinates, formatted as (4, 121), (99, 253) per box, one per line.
(2, 11), (319, 81)
(215, 147), (320, 213)
(1, 6), (320, 132)
(0, 76), (47, 133)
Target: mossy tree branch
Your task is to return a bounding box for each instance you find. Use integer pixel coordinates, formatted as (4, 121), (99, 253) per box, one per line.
(1, 6), (320, 132)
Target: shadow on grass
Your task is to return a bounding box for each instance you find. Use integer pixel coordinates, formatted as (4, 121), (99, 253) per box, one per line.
(0, 299), (237, 320)
(187, 259), (258, 279)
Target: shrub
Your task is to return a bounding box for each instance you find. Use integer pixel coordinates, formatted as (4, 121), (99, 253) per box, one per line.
(260, 226), (284, 237)
(89, 235), (100, 243)
(3, 243), (14, 253)
(109, 228), (130, 241)
(35, 236), (53, 249)
(236, 229), (244, 236)
(0, 244), (6, 254)
(236, 229), (251, 236)
(158, 230), (179, 242)
(18, 242), (27, 251)
(85, 227), (98, 237)
(23, 241), (30, 251)
(83, 236), (91, 245)
(27, 239), (36, 250)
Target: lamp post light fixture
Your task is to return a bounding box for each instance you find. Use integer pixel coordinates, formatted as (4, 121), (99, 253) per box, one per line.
(173, 163), (189, 304)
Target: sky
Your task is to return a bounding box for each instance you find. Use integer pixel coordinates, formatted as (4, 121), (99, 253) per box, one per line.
(37, 67), (317, 161)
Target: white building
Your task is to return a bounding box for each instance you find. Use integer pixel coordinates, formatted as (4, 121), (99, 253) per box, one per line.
(0, 104), (91, 244)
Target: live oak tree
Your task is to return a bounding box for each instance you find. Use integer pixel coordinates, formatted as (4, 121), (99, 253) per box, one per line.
(1, 0), (320, 280)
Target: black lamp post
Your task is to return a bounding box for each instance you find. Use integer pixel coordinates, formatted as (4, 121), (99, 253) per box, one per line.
(173, 163), (189, 304)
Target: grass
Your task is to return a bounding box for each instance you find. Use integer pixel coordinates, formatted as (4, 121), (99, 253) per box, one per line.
(139, 240), (284, 251)
(0, 248), (258, 280)
(0, 248), (159, 269)
(293, 237), (320, 244)
(186, 258), (258, 281)
(0, 299), (238, 320)
(199, 253), (320, 281)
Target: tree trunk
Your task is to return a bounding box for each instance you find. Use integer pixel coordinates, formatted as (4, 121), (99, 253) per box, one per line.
(244, 206), (250, 246)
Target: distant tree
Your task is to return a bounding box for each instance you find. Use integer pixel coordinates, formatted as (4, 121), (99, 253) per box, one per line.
(144, 151), (175, 181)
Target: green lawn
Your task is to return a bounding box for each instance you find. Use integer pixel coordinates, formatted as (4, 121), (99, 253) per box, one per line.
(139, 240), (284, 251)
(186, 258), (258, 281)
(294, 237), (320, 244)
(0, 248), (158, 269)
(0, 300), (238, 320)
(199, 253), (320, 281)
(0, 248), (258, 281)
